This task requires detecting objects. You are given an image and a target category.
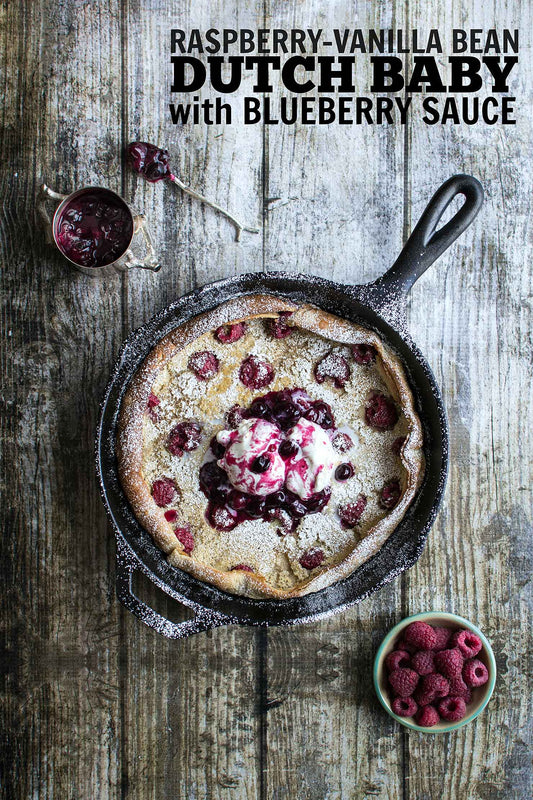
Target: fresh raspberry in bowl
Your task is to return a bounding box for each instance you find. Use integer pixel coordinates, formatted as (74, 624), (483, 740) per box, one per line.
(373, 612), (496, 732)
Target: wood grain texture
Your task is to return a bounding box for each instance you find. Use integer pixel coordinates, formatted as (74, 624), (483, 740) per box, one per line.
(403, 2), (533, 798)
(1, 2), (125, 798)
(1, 0), (532, 798)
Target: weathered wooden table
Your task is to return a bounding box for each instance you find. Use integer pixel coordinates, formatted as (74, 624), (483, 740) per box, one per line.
(2, 1), (532, 798)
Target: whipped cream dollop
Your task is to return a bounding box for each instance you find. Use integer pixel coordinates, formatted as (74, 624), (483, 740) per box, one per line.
(284, 418), (336, 500)
(217, 418), (285, 495)
(217, 416), (338, 501)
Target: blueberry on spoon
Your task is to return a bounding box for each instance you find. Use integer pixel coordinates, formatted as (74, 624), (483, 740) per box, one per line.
(128, 141), (259, 241)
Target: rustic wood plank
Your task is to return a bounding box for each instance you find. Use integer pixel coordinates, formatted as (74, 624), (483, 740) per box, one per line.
(403, 1), (533, 798)
(1, 0), (532, 798)
(262, 1), (409, 798)
(0, 1), (125, 798)
(263, 0), (407, 286)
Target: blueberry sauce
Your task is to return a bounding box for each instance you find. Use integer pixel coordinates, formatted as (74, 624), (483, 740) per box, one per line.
(202, 388), (336, 531)
(209, 435), (226, 459)
(278, 439), (299, 459)
(55, 189), (133, 268)
(251, 454), (271, 473)
(244, 387), (335, 431)
(335, 463), (354, 482)
(128, 141), (171, 183)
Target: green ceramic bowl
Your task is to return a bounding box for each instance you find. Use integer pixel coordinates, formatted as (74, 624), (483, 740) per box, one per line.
(374, 611), (496, 733)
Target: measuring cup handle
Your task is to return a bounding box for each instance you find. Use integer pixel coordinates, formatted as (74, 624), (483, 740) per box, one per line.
(37, 184), (69, 242)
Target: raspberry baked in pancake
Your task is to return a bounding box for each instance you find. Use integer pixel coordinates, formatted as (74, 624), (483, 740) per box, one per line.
(117, 294), (424, 599)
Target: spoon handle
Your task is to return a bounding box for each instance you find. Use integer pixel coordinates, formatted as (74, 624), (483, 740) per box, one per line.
(169, 174), (259, 242)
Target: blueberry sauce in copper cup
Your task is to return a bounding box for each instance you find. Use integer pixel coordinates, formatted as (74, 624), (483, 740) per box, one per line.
(38, 184), (160, 276)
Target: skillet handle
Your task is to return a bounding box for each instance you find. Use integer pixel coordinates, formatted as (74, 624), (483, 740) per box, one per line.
(375, 174), (483, 295)
(116, 538), (229, 639)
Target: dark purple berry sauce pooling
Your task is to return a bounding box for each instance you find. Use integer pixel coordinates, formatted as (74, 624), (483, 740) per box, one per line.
(55, 189), (133, 268)
(244, 387), (336, 431)
(201, 388), (337, 532)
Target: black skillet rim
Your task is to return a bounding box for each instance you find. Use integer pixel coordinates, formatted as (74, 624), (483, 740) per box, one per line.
(95, 270), (449, 627)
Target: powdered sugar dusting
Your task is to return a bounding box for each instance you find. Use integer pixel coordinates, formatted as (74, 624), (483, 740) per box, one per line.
(129, 303), (423, 596)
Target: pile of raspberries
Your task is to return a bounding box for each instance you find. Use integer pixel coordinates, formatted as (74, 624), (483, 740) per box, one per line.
(385, 621), (489, 727)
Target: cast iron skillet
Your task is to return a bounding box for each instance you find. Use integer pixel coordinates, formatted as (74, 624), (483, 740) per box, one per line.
(96, 174), (483, 639)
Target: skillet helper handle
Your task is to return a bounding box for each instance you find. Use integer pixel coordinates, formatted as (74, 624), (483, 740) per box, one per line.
(377, 174), (484, 294)
(116, 540), (228, 639)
